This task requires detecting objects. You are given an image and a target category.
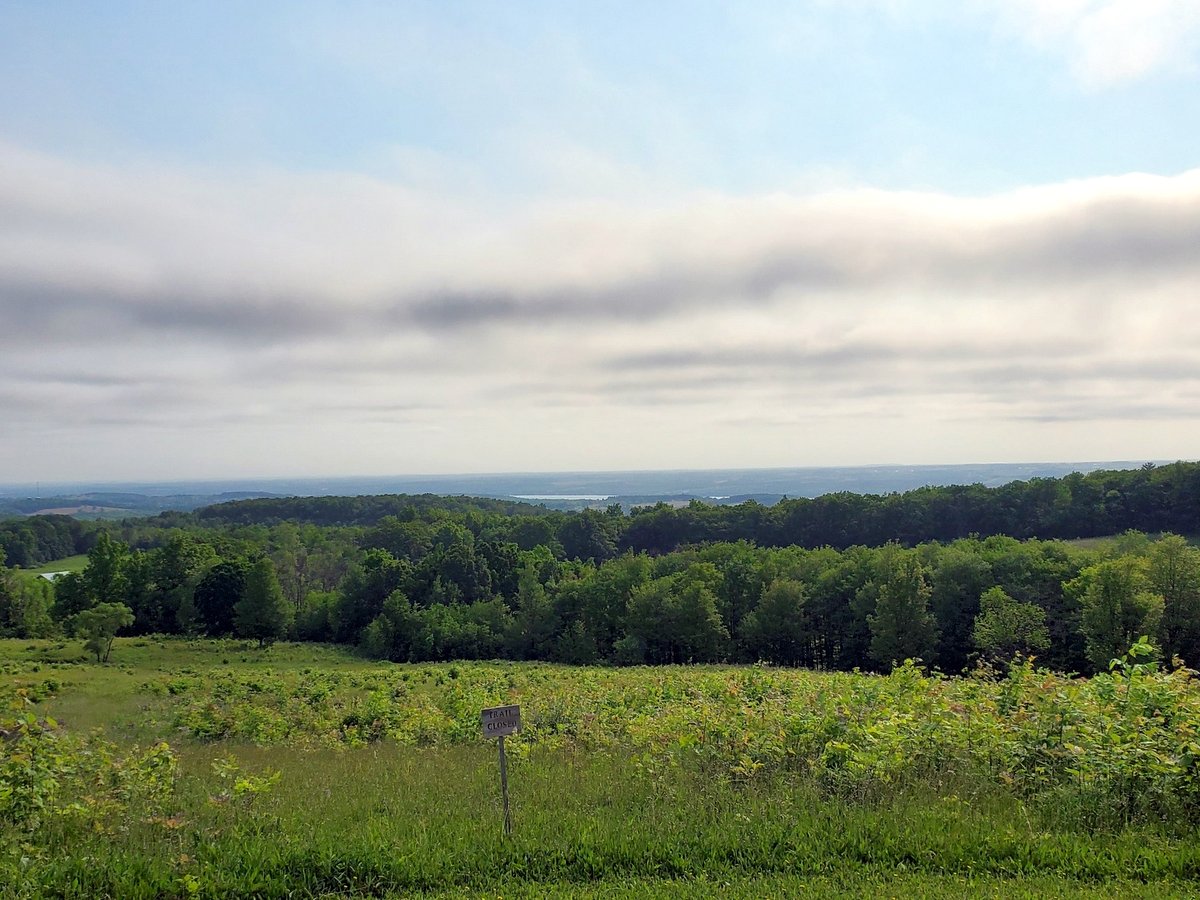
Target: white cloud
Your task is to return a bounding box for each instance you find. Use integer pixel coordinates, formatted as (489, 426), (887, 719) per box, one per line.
(1, 141), (1198, 478)
(977, 0), (1200, 87)
(836, 0), (1200, 87)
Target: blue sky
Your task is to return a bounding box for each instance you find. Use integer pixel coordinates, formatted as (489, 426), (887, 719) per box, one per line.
(4, 2), (1196, 190)
(1, 1), (1198, 479)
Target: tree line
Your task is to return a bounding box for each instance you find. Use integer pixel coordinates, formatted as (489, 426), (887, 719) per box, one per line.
(6, 460), (1198, 570)
(0, 514), (96, 567)
(4, 509), (1198, 675)
(336, 530), (1200, 675)
(189, 460), (1200, 553)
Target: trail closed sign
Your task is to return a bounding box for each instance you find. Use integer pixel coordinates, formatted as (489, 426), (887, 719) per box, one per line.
(482, 704), (522, 835)
(481, 704), (521, 738)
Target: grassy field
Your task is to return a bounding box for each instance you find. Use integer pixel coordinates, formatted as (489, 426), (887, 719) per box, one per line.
(11, 554), (89, 577)
(4, 638), (1200, 898)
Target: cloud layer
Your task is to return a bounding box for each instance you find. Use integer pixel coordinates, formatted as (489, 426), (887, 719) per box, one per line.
(2, 140), (1198, 478)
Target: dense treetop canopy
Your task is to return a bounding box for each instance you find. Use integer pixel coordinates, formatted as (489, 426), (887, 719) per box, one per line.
(2, 461), (1198, 675)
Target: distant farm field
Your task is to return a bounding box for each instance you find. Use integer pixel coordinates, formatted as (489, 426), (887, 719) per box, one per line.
(4, 638), (1200, 897)
(13, 554), (89, 576)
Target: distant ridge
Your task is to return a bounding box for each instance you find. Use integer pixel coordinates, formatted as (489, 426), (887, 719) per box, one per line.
(0, 461), (1166, 518)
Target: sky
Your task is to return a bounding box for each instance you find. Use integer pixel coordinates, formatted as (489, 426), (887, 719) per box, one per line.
(1, 0), (1198, 482)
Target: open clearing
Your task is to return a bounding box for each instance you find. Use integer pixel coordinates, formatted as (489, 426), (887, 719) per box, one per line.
(4, 638), (1200, 897)
(12, 554), (89, 577)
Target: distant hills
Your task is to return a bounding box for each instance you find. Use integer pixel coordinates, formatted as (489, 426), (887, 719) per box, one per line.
(0, 491), (275, 520)
(0, 461), (1163, 519)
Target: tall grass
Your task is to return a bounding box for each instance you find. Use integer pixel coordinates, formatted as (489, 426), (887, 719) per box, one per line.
(4, 638), (1200, 897)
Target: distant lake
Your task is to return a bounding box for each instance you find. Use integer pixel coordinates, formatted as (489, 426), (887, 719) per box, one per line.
(513, 494), (611, 501)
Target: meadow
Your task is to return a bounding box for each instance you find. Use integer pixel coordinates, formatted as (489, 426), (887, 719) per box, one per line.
(10, 556), (88, 579)
(27, 556), (87, 572)
(5, 638), (1200, 898)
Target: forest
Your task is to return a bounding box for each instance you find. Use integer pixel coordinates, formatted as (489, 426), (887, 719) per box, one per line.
(2, 461), (1198, 676)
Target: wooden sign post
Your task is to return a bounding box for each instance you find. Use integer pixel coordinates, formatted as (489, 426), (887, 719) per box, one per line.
(481, 704), (521, 835)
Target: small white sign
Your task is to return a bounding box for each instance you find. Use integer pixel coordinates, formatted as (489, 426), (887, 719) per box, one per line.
(481, 704), (521, 738)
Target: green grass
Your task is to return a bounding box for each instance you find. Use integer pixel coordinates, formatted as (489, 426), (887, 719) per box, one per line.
(10, 634), (359, 670)
(421, 874), (1200, 898)
(4, 638), (1200, 898)
(13, 745), (1200, 898)
(15, 742), (1200, 897)
(3, 637), (367, 740)
(11, 554), (89, 576)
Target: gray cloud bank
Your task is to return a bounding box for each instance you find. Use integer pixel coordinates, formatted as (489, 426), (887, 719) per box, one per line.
(1, 142), (1197, 477)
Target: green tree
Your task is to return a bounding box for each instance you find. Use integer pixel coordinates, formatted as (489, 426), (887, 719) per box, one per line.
(150, 535), (216, 633)
(363, 516), (433, 563)
(1068, 557), (1164, 672)
(481, 540), (521, 601)
(52, 532), (130, 621)
(1148, 534), (1200, 666)
(577, 553), (649, 660)
(334, 549), (412, 642)
(234, 558), (293, 648)
(49, 570), (89, 621)
(867, 551), (937, 670)
(193, 558), (250, 636)
(0, 549), (55, 638)
(81, 532), (131, 607)
(0, 547), (16, 627)
(73, 602), (134, 662)
(702, 541), (767, 639)
(927, 544), (993, 673)
(268, 522), (329, 614)
(971, 586), (1050, 664)
(981, 535), (1087, 673)
(401, 598), (510, 661)
(740, 578), (808, 665)
(7, 579), (55, 638)
(558, 508), (619, 563)
(360, 591), (415, 661)
(506, 558), (555, 659)
(121, 550), (156, 632)
(809, 545), (876, 669)
(556, 617), (600, 664)
(295, 589), (339, 642)
(626, 563), (728, 663)
(436, 539), (493, 603)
